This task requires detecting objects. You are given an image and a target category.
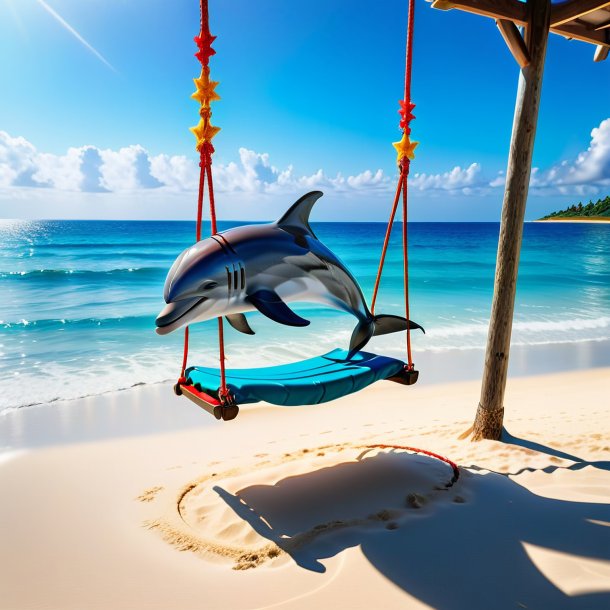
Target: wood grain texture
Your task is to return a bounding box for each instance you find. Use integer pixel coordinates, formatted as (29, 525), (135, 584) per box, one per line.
(594, 44), (610, 61)
(551, 22), (609, 47)
(431, 0), (527, 24)
(430, 0), (610, 52)
(496, 19), (531, 67)
(473, 0), (551, 441)
(550, 0), (610, 27)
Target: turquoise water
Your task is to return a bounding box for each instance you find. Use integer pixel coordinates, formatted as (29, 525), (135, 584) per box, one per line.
(1, 219), (609, 411)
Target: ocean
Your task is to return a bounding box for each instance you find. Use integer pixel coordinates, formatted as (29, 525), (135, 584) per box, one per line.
(1, 219), (609, 412)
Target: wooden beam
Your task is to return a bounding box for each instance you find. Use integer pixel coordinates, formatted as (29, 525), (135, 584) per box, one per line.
(594, 43), (610, 60)
(594, 17), (610, 30)
(551, 22), (610, 46)
(472, 0), (551, 441)
(496, 19), (531, 67)
(551, 0), (610, 28)
(430, 0), (527, 25)
(430, 1), (455, 10)
(429, 0), (610, 50)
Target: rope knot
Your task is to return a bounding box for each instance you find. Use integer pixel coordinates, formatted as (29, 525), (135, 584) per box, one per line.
(198, 143), (215, 166)
(218, 386), (234, 406)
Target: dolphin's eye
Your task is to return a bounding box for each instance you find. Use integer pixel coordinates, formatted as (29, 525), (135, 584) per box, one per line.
(201, 281), (218, 290)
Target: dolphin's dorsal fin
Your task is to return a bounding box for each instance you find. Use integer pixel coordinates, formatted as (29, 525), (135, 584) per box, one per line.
(276, 191), (323, 238)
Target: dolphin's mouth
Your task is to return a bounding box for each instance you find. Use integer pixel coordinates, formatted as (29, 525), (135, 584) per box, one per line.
(155, 297), (207, 335)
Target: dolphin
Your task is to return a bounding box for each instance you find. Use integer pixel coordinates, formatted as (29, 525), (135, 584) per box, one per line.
(156, 191), (424, 355)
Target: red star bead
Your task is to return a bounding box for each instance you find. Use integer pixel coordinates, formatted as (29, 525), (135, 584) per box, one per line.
(398, 100), (416, 128)
(194, 32), (217, 49)
(195, 47), (216, 64)
(194, 32), (217, 64)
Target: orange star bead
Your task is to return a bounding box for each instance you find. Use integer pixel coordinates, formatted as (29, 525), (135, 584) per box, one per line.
(191, 73), (220, 106)
(392, 132), (419, 163)
(190, 119), (221, 150)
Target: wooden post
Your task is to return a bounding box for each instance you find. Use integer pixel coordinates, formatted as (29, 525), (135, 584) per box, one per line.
(471, 0), (551, 440)
(594, 44), (609, 62)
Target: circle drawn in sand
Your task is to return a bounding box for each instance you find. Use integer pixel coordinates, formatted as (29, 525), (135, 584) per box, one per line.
(144, 443), (460, 570)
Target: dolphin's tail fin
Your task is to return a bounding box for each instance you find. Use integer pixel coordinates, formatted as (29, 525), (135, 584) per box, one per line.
(372, 314), (424, 337)
(348, 314), (424, 357)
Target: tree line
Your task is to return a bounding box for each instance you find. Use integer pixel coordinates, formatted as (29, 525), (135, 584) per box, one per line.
(540, 195), (610, 219)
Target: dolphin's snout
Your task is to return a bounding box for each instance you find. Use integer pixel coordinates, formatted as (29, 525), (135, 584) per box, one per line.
(155, 297), (207, 335)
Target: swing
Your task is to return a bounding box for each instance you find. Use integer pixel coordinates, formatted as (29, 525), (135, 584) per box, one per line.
(174, 0), (421, 421)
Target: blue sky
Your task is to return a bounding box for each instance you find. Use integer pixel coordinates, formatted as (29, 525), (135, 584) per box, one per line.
(0, 0), (609, 221)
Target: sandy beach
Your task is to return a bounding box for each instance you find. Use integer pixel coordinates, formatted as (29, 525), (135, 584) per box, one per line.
(534, 218), (610, 223)
(1, 360), (609, 610)
(2, 0), (610, 607)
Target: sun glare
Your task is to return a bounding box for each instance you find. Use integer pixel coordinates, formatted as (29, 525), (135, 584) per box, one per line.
(34, 0), (116, 72)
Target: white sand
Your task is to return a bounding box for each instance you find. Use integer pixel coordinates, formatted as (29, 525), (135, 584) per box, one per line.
(533, 219), (610, 223)
(1, 368), (609, 609)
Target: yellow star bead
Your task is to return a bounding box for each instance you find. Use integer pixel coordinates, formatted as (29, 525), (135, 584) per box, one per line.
(190, 119), (221, 149)
(392, 133), (419, 162)
(191, 74), (220, 106)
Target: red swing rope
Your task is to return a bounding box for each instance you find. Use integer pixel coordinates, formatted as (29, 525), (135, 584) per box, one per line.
(364, 444), (460, 488)
(179, 0), (229, 402)
(181, 0), (417, 395)
(370, 0), (418, 371)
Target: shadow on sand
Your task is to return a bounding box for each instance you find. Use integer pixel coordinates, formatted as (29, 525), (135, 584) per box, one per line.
(500, 430), (610, 476)
(215, 448), (610, 610)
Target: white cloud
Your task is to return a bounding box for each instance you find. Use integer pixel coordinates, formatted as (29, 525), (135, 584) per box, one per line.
(410, 163), (485, 194)
(149, 154), (198, 190)
(35, 146), (105, 191)
(100, 145), (162, 190)
(213, 148), (392, 195)
(407, 117), (610, 198)
(555, 118), (610, 187)
(488, 118), (610, 197)
(0, 134), (392, 197)
(1, 118), (609, 203)
(0, 132), (38, 187)
(489, 171), (505, 188)
(527, 118), (610, 196)
(214, 148), (273, 192)
(0, 134), (109, 192)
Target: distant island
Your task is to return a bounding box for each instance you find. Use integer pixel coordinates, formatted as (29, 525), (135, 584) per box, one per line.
(538, 195), (610, 221)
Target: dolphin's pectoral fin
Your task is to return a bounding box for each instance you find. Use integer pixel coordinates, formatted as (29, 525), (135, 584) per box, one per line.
(276, 191), (323, 239)
(373, 314), (425, 336)
(225, 313), (255, 335)
(248, 290), (310, 327)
